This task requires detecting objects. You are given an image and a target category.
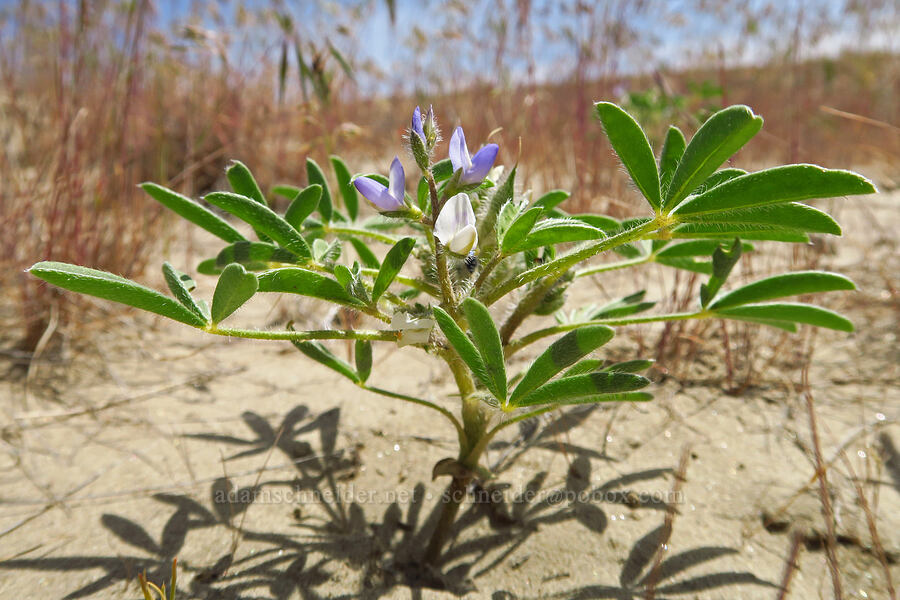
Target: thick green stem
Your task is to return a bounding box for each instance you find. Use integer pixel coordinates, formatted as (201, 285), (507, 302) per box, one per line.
(472, 252), (504, 298)
(424, 474), (471, 564)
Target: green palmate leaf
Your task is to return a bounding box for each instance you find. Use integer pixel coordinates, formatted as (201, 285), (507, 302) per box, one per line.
(670, 223), (810, 243)
(533, 190), (570, 212)
(693, 167), (747, 194)
(659, 125), (686, 195)
(591, 291), (655, 319)
(330, 156), (359, 221)
(664, 105), (763, 210)
(257, 268), (365, 307)
(348, 237), (380, 269)
(709, 271), (855, 310)
(700, 238), (742, 307)
(140, 183), (246, 243)
(509, 218), (605, 252)
(211, 263), (258, 324)
(306, 158), (333, 222)
(162, 262), (208, 322)
(215, 241), (300, 268)
(461, 298), (507, 402)
(513, 372), (651, 407)
(595, 102), (661, 209)
(284, 184), (323, 231)
(655, 239), (754, 258)
(677, 202), (841, 235)
(204, 192), (312, 261)
(292, 340), (359, 383)
(355, 339), (373, 383)
(29, 261), (206, 327)
(714, 302), (853, 332)
(600, 359), (655, 373)
(432, 306), (491, 393)
(671, 164), (876, 216)
(510, 325), (615, 404)
(372, 237), (416, 302)
(500, 207), (543, 254)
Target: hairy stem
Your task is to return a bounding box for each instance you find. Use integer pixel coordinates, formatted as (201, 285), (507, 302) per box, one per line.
(207, 326), (400, 342)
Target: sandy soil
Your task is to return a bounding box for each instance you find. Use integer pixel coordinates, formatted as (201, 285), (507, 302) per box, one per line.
(0, 187), (897, 599)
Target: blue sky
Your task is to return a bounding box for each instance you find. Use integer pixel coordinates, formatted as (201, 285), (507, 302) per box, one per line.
(127, 0), (900, 93)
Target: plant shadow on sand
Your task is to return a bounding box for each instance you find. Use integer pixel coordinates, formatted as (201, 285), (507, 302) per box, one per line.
(0, 404), (775, 599)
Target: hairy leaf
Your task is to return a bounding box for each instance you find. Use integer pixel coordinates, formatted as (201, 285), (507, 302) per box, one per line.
(29, 261), (206, 327)
(514, 372), (651, 407)
(330, 156), (359, 221)
(595, 102), (661, 209)
(211, 263), (259, 324)
(372, 237), (416, 302)
(664, 105), (763, 210)
(204, 192), (312, 261)
(510, 325), (615, 404)
(714, 302), (853, 332)
(461, 298), (507, 402)
(257, 268), (365, 307)
(306, 158), (333, 222)
(709, 271), (855, 310)
(285, 184), (323, 231)
(140, 183), (246, 243)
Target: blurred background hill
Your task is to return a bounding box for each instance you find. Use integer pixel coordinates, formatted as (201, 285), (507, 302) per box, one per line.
(1, 0), (898, 351)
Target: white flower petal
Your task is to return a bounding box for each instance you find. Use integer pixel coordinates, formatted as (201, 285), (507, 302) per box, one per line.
(435, 193), (474, 247)
(449, 224), (477, 254)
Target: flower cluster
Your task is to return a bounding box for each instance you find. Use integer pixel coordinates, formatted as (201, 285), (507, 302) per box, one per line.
(352, 106), (498, 257)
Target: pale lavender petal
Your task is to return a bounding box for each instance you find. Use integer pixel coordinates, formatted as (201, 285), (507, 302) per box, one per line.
(462, 143), (499, 184)
(353, 176), (387, 203)
(449, 126), (471, 173)
(388, 156), (405, 204)
(411, 106), (425, 140)
(354, 176), (404, 211)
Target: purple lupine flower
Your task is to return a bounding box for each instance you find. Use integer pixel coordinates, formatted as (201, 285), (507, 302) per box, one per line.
(411, 106), (425, 142)
(434, 192), (478, 254)
(353, 156), (406, 212)
(449, 126), (499, 185)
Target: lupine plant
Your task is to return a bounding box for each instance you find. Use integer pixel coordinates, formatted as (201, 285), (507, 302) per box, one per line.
(29, 102), (874, 564)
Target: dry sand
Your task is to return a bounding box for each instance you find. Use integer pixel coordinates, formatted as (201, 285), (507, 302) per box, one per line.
(0, 189), (897, 599)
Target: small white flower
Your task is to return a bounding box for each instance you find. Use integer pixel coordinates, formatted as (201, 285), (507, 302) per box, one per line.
(390, 311), (435, 347)
(434, 193), (478, 255)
